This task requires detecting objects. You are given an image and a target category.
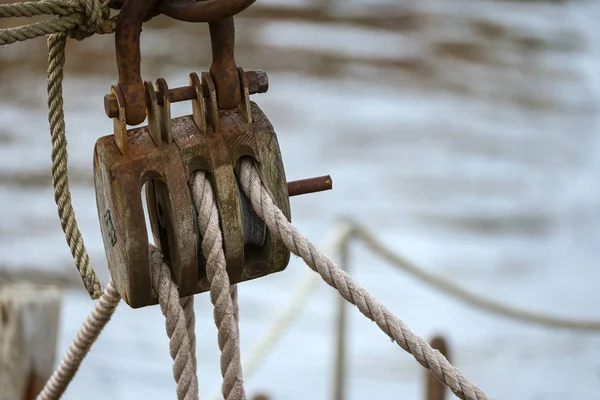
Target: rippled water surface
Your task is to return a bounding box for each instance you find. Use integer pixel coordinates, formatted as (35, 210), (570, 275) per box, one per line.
(1, 0), (600, 399)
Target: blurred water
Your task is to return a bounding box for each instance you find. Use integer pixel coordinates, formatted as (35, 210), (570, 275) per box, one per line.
(1, 0), (600, 399)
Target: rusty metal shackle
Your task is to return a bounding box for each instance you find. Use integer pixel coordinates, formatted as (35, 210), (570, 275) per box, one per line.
(114, 0), (160, 125)
(208, 17), (241, 110)
(157, 0), (255, 23)
(112, 0), (254, 126)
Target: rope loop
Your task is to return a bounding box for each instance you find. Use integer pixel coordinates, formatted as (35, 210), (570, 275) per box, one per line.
(65, 0), (115, 40)
(0, 0), (116, 45)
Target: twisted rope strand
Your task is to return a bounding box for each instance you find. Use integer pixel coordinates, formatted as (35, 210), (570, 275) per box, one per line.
(0, 0), (115, 45)
(0, 0), (116, 297)
(150, 246), (199, 400)
(0, 0), (80, 18)
(37, 248), (198, 400)
(36, 279), (121, 400)
(180, 296), (198, 369)
(238, 158), (488, 400)
(0, 16), (75, 45)
(352, 224), (600, 331)
(191, 171), (246, 400)
(47, 32), (102, 299)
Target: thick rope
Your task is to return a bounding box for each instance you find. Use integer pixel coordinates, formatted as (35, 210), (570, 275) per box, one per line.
(37, 249), (198, 400)
(0, 0), (81, 18)
(47, 32), (102, 299)
(241, 273), (317, 379)
(238, 158), (489, 400)
(191, 171), (246, 400)
(237, 222), (353, 383)
(36, 279), (121, 400)
(0, 0), (116, 46)
(0, 0), (118, 298)
(150, 246), (199, 400)
(180, 296), (197, 369)
(230, 214), (600, 390)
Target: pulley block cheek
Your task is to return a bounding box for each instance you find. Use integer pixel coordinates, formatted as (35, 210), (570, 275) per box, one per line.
(94, 3), (331, 309)
(93, 68), (291, 309)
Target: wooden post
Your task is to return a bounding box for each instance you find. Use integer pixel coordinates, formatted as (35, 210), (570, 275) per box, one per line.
(424, 335), (450, 400)
(0, 284), (61, 400)
(332, 239), (350, 400)
(251, 394), (271, 400)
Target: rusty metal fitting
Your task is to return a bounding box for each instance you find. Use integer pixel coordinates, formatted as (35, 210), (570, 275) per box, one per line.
(288, 175), (332, 197)
(113, 0), (161, 126)
(157, 0), (256, 23)
(94, 72), (292, 308)
(103, 70), (269, 119)
(108, 0), (255, 125)
(208, 17), (240, 110)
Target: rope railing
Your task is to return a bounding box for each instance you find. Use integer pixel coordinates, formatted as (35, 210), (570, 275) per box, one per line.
(34, 156), (600, 400)
(3, 2), (599, 398)
(229, 217), (600, 396)
(210, 159), (600, 398)
(238, 158), (490, 400)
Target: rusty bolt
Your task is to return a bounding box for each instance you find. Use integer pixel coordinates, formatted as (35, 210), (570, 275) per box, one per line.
(163, 85), (197, 104)
(246, 70), (269, 94)
(104, 70), (269, 119)
(287, 175), (332, 197)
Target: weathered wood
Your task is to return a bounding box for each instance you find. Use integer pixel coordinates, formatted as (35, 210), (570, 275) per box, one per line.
(333, 238), (350, 400)
(0, 284), (61, 400)
(425, 335), (450, 400)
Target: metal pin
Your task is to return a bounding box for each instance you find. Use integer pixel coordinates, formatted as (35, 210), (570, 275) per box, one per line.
(104, 70), (269, 119)
(287, 175), (332, 197)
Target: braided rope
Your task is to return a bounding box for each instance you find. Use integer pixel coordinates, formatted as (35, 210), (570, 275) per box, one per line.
(150, 246), (199, 400)
(180, 296), (198, 369)
(0, 0), (80, 18)
(36, 279), (121, 400)
(0, 0), (118, 298)
(1, 17), (75, 45)
(0, 0), (116, 46)
(191, 171), (246, 400)
(353, 223), (600, 331)
(238, 158), (489, 400)
(37, 248), (198, 400)
(47, 33), (102, 299)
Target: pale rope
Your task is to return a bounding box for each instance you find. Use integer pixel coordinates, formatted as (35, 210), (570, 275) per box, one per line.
(10, 1), (234, 396)
(149, 246), (199, 400)
(191, 171), (247, 400)
(211, 221), (353, 396)
(37, 249), (198, 400)
(237, 158), (488, 400)
(47, 32), (102, 299)
(36, 279), (121, 400)
(231, 216), (600, 390)
(180, 296), (198, 369)
(350, 222), (600, 331)
(227, 273), (318, 397)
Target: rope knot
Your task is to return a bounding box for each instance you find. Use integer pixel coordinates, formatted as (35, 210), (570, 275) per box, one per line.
(66, 0), (115, 40)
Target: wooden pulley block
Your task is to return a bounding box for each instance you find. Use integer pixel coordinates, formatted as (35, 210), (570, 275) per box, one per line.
(93, 68), (291, 309)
